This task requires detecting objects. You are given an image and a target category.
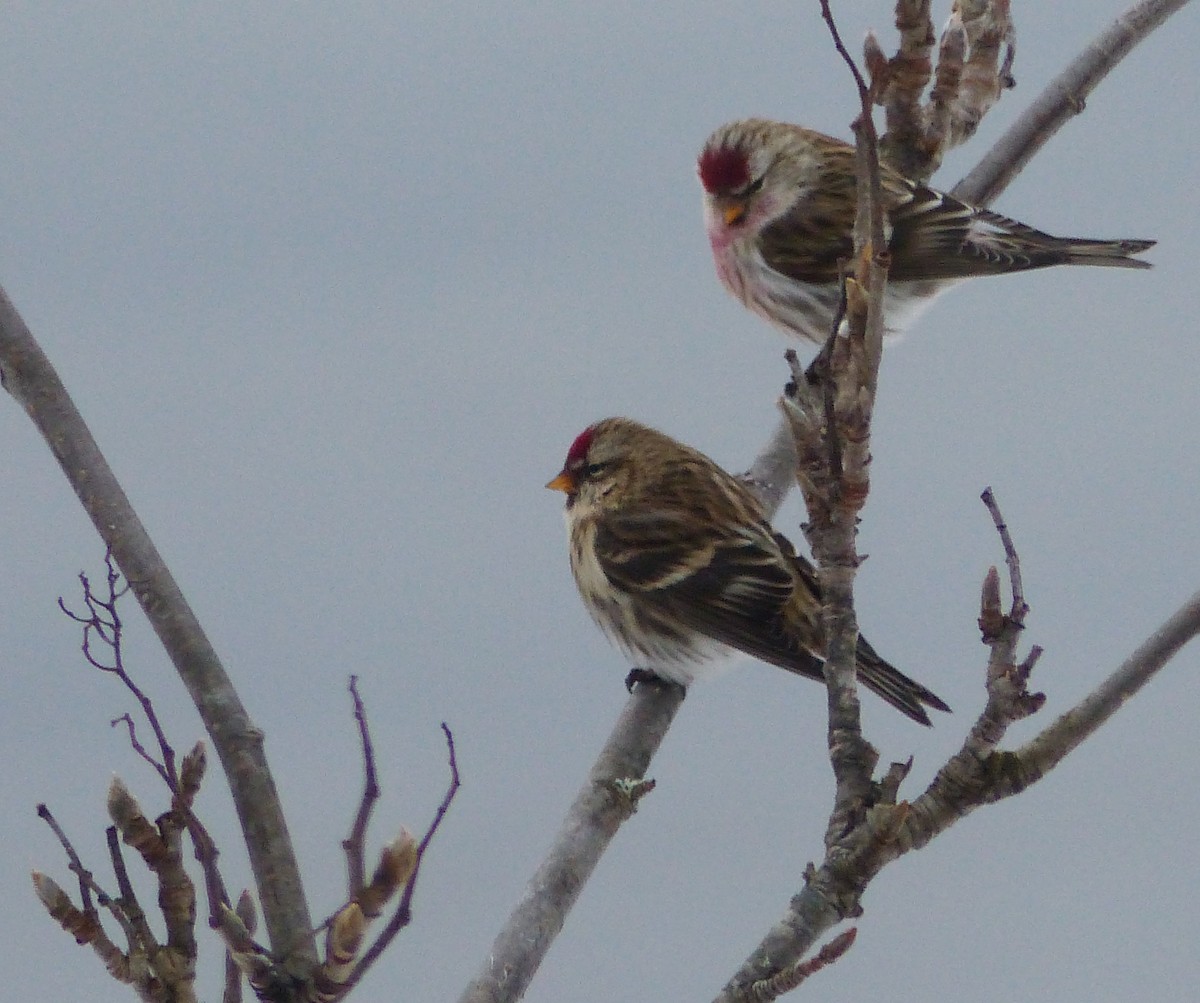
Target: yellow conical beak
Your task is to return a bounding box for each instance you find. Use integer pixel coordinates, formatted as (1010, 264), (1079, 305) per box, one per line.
(546, 471), (575, 493)
(723, 202), (747, 227)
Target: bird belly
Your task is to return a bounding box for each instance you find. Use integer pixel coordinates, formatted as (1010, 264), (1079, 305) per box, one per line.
(571, 535), (745, 685)
(715, 231), (964, 343)
(740, 255), (843, 343)
(881, 279), (960, 340)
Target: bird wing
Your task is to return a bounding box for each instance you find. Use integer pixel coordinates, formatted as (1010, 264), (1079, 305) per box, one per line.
(593, 509), (826, 681)
(757, 148), (859, 285)
(758, 147), (1108, 284)
(594, 506), (950, 723)
(887, 185), (1093, 279)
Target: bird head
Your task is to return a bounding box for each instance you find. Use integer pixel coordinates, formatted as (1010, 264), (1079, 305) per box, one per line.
(546, 419), (636, 513)
(698, 119), (826, 243)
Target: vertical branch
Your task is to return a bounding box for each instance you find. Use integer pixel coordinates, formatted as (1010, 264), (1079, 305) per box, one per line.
(796, 3), (891, 811)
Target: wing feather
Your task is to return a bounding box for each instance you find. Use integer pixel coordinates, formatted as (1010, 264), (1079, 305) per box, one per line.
(593, 510), (826, 682)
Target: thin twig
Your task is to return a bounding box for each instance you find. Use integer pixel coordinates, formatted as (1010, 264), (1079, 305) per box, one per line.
(105, 825), (156, 951)
(110, 713), (171, 785)
(346, 722), (462, 989)
(343, 675), (380, 896)
(61, 551), (179, 787)
(36, 804), (137, 942)
(980, 486), (1026, 614)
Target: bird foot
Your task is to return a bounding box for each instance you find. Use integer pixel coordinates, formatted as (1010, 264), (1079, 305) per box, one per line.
(624, 667), (671, 693)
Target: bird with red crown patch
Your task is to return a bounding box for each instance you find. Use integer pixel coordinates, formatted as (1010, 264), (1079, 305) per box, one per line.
(698, 117), (1154, 344)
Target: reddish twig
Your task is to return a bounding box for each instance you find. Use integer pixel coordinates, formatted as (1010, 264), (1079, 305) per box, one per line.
(343, 675), (381, 896)
(344, 723), (461, 989)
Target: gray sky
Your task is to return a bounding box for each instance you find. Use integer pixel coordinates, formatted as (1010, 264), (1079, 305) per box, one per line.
(2, 3), (1197, 1001)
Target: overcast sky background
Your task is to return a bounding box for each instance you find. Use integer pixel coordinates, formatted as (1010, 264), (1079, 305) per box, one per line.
(2, 3), (1197, 1001)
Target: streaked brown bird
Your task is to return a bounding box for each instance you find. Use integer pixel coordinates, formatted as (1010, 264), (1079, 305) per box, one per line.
(698, 117), (1155, 344)
(547, 417), (949, 725)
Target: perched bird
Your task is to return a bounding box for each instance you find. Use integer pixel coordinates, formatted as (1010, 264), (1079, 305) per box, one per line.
(698, 117), (1155, 344)
(546, 417), (949, 725)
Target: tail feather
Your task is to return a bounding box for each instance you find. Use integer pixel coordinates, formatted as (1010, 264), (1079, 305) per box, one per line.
(1062, 238), (1155, 269)
(964, 208), (1155, 273)
(855, 636), (951, 727)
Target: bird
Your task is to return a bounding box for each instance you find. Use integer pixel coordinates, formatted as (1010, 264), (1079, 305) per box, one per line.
(546, 417), (950, 725)
(698, 117), (1155, 344)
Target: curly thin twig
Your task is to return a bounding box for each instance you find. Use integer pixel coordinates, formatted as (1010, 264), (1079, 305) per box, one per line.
(61, 551), (178, 787)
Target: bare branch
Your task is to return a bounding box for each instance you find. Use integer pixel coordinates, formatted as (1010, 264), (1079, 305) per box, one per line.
(345, 723), (461, 990)
(1018, 590), (1200, 769)
(34, 802), (192, 1001)
(222, 892), (257, 1003)
(980, 487), (1026, 613)
(809, 0), (890, 809)
(715, 489), (1198, 999)
(342, 675), (381, 896)
(967, 487), (1045, 746)
(102, 817), (158, 959)
(871, 0), (1015, 180)
(737, 416), (799, 519)
(954, 0), (1190, 205)
(731, 928), (858, 1003)
(37, 803), (120, 930)
(62, 561), (237, 954)
(457, 683), (685, 1003)
(713, 13), (899, 1000)
(903, 593), (1200, 848)
(949, 0), (1016, 144)
(0, 282), (317, 967)
(877, 1), (935, 155)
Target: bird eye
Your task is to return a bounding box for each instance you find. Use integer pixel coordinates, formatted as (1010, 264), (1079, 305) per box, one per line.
(583, 462), (607, 478)
(743, 176), (765, 196)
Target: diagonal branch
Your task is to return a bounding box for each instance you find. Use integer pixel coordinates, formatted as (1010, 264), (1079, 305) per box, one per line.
(714, 498), (1200, 1002)
(0, 286), (317, 974)
(456, 682), (684, 1003)
(1015, 589), (1200, 770)
(954, 0), (1191, 205)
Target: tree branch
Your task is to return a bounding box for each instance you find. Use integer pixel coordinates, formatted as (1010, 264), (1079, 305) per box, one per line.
(716, 483), (1200, 1000)
(714, 2), (1192, 998)
(457, 682), (684, 1003)
(738, 417), (799, 519)
(1017, 589), (1200, 770)
(954, 0), (1191, 205)
(0, 286), (317, 975)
